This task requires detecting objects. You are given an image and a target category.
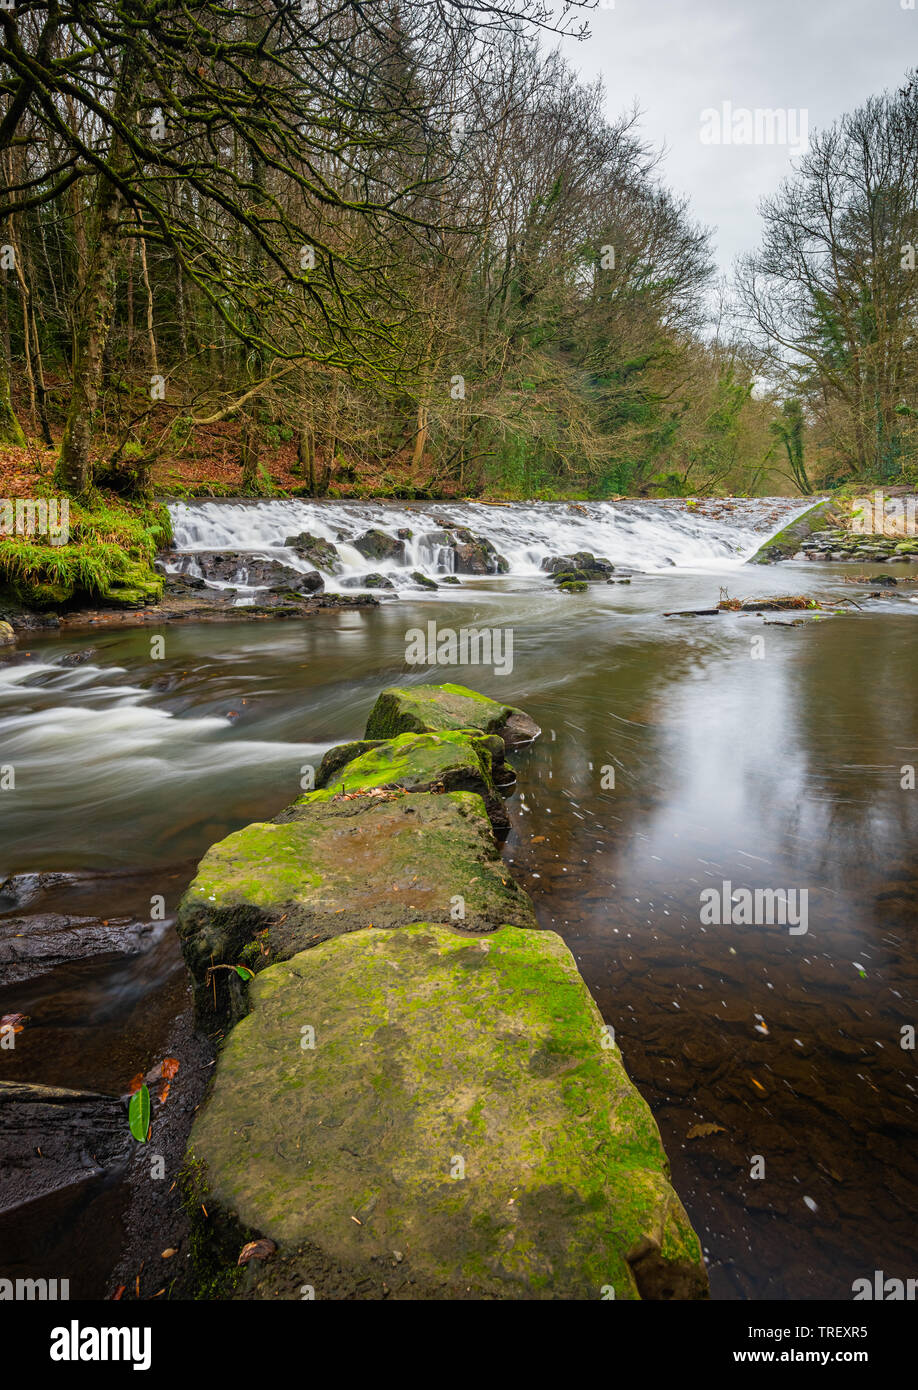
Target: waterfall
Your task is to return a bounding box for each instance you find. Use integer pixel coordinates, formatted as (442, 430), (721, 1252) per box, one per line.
(164, 496), (817, 598)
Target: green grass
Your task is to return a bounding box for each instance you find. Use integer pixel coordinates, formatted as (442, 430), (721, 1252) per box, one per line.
(0, 488), (170, 610)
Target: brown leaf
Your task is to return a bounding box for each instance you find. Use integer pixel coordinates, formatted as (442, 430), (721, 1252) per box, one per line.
(128, 1072), (144, 1095)
(0, 1012), (29, 1034)
(158, 1082), (171, 1105)
(161, 1057), (180, 1080)
(237, 1238), (276, 1266)
(687, 1122), (726, 1140)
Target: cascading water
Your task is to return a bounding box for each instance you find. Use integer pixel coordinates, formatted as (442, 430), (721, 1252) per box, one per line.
(165, 496), (817, 600)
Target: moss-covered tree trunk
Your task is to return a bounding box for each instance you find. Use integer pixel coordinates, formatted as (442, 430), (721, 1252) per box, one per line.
(56, 171), (126, 496)
(0, 353), (25, 445)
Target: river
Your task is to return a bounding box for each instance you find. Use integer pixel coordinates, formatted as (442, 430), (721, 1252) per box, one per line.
(2, 497), (916, 1300)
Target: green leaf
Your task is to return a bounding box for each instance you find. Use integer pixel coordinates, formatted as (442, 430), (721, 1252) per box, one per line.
(129, 1083), (151, 1143)
(235, 965), (255, 981)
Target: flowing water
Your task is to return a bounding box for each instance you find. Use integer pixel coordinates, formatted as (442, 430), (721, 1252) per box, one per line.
(2, 496), (917, 1299)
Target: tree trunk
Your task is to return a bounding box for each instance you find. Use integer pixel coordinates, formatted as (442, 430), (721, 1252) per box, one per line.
(240, 410), (260, 494)
(56, 169), (126, 495)
(0, 352), (25, 446)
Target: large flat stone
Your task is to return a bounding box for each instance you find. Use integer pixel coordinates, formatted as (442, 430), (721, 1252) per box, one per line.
(364, 682), (540, 748)
(177, 791), (536, 1030)
(188, 924), (707, 1300)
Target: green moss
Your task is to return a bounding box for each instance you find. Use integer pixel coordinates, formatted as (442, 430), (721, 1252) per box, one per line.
(0, 490), (168, 610)
(188, 924), (708, 1299)
(178, 1156), (247, 1300)
(558, 580), (588, 592)
(364, 682), (537, 745)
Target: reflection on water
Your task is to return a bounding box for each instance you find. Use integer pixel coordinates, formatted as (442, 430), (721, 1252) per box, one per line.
(1, 558), (917, 1298)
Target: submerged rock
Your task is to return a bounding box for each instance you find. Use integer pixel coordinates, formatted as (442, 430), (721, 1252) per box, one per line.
(187, 923), (708, 1299)
(177, 790), (535, 1030)
(365, 682), (540, 749)
(341, 572), (394, 590)
(542, 552), (613, 579)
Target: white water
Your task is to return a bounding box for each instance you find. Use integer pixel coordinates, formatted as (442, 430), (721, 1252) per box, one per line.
(166, 496), (815, 598)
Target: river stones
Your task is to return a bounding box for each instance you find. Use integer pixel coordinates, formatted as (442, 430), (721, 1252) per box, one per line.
(543, 552), (614, 579)
(353, 528), (406, 563)
(176, 790), (536, 1030)
(449, 527), (509, 575)
(283, 532), (342, 574)
(364, 681), (540, 749)
(186, 923), (707, 1300)
(310, 730), (510, 833)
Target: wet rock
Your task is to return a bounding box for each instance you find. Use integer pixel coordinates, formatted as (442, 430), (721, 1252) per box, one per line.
(341, 572), (394, 591)
(56, 648), (98, 666)
(542, 552), (614, 578)
(353, 529), (406, 564)
(187, 924), (708, 1300)
(0, 913), (158, 985)
(364, 682), (541, 749)
(283, 533), (342, 574)
(450, 528), (509, 575)
(411, 571), (438, 589)
(172, 551), (322, 592)
(0, 621), (15, 647)
(0, 1081), (131, 1215)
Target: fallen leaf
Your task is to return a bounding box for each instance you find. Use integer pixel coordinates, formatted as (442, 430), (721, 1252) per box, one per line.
(161, 1248), (177, 1259)
(128, 1072), (144, 1094)
(687, 1122), (726, 1140)
(129, 1083), (151, 1142)
(158, 1082), (171, 1104)
(111, 1285), (125, 1300)
(0, 1012), (29, 1034)
(161, 1057), (180, 1080)
(237, 1238), (276, 1265)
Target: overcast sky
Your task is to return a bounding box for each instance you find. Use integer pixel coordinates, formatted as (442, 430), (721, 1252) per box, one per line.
(558, 0), (915, 276)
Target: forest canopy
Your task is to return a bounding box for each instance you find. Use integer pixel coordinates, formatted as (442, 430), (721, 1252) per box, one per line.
(0, 2), (916, 499)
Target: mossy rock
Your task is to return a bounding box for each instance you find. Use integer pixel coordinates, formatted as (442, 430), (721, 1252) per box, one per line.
(365, 682), (540, 749)
(310, 730), (509, 834)
(411, 571), (438, 589)
(176, 790), (536, 1030)
(187, 923), (708, 1300)
(748, 500), (846, 564)
(0, 621), (14, 647)
(558, 580), (588, 593)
